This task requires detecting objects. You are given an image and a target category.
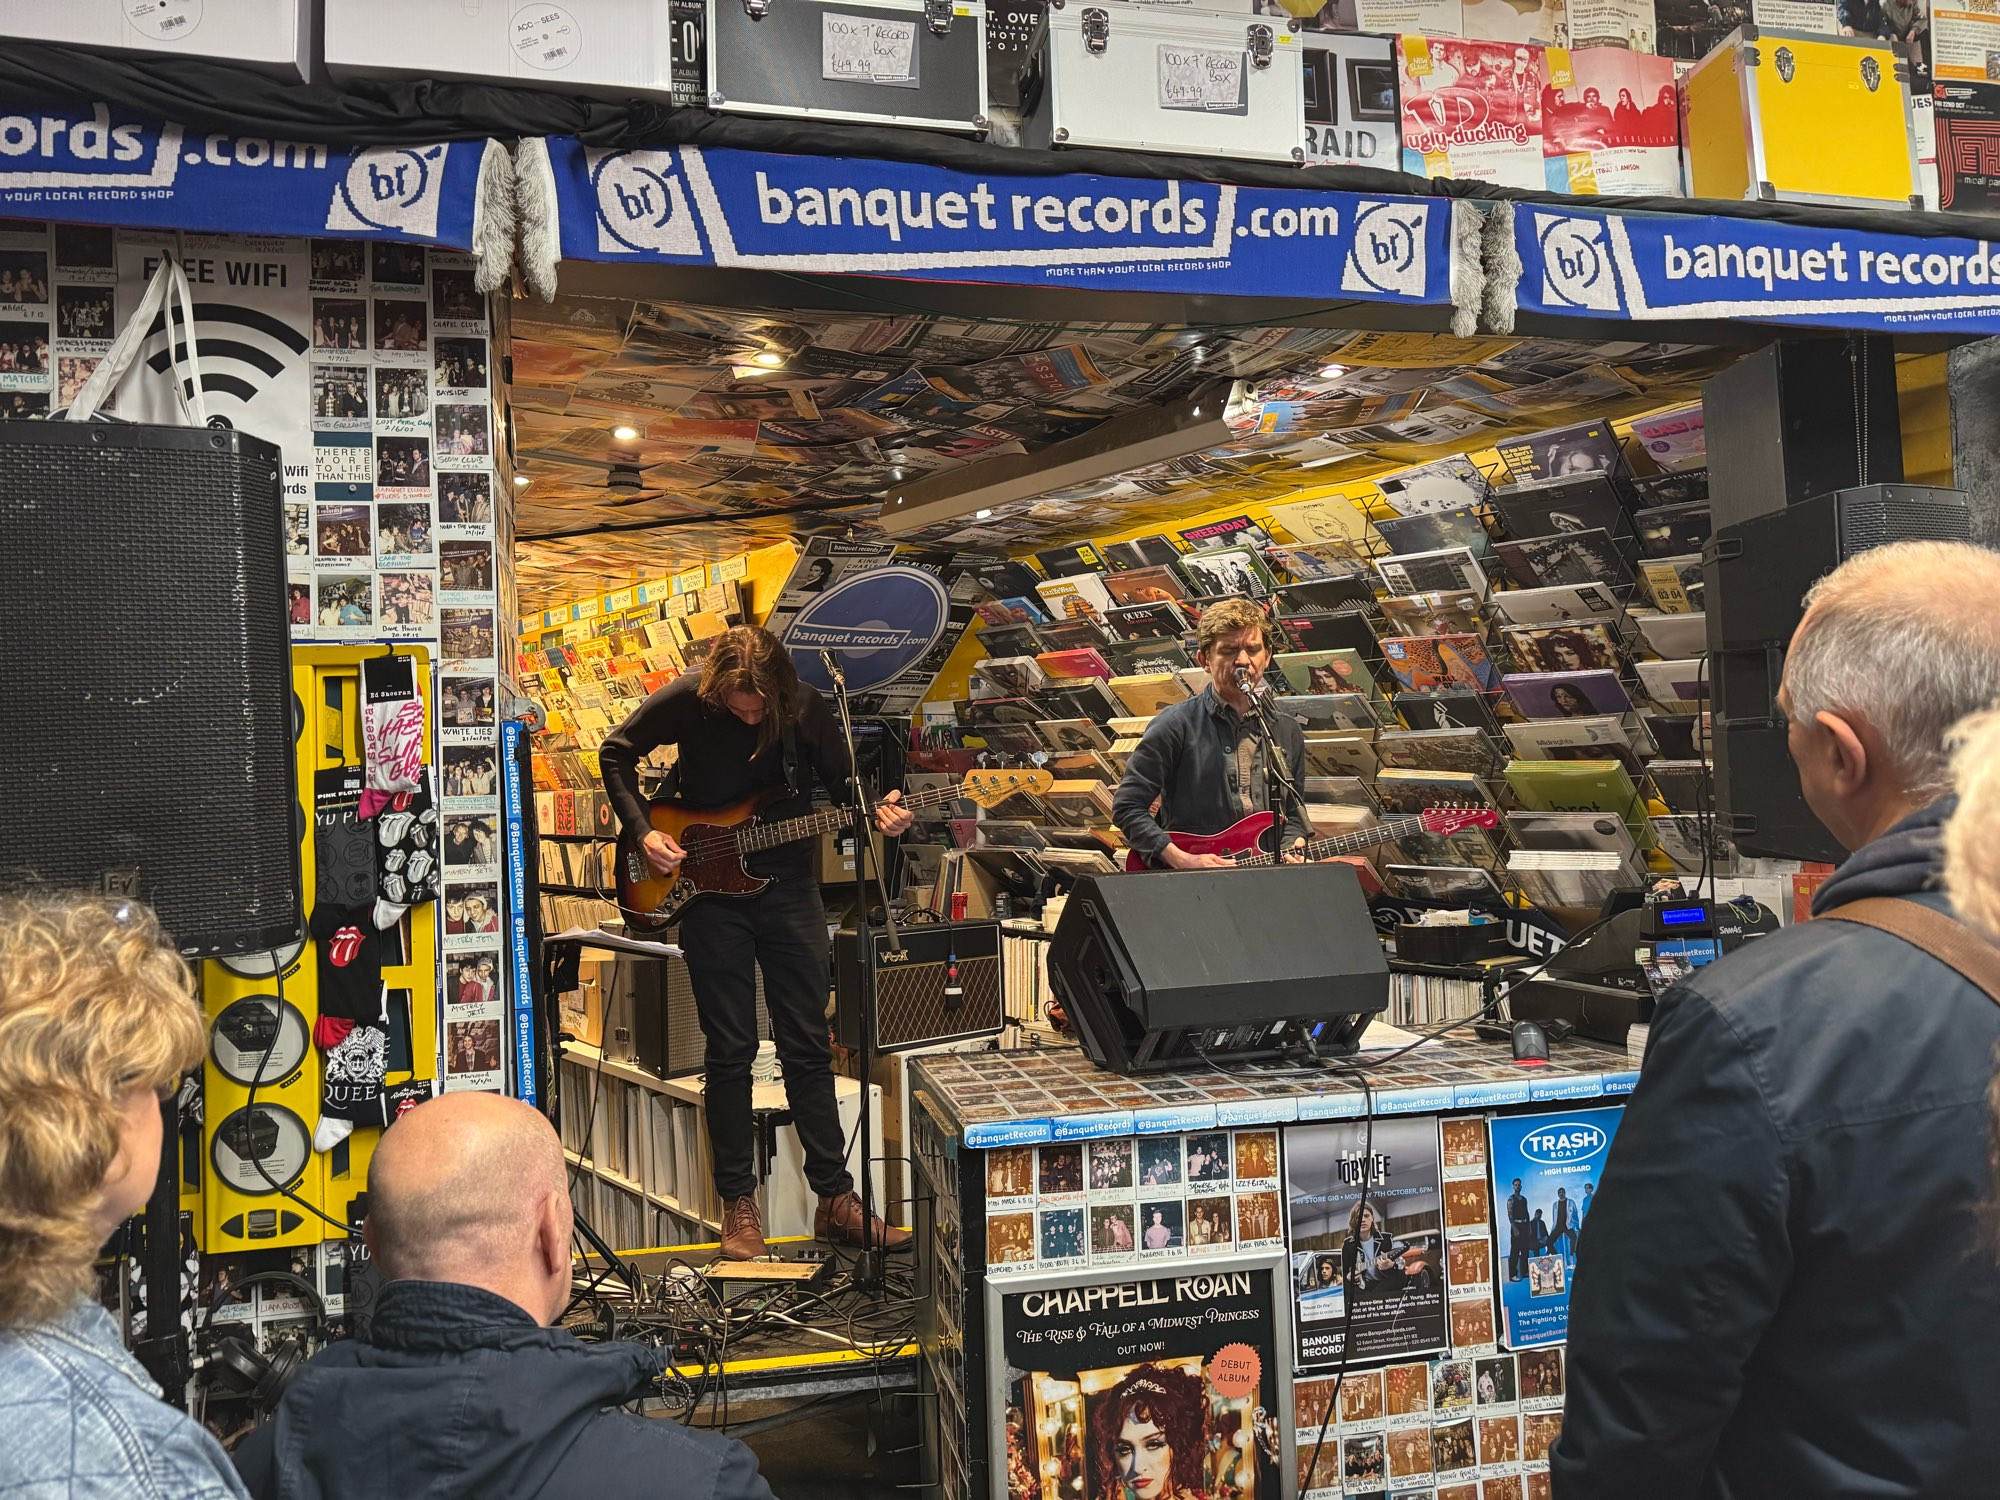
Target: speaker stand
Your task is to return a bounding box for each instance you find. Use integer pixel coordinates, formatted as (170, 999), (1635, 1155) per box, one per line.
(132, 1093), (190, 1402)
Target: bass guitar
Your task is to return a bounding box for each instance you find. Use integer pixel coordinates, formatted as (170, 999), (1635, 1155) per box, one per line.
(1125, 804), (1500, 872)
(616, 769), (1053, 930)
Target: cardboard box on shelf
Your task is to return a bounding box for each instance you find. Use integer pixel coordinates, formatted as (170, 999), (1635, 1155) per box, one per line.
(0, 0), (313, 77)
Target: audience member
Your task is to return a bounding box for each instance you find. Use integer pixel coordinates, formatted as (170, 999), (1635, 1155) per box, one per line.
(233, 1093), (774, 1500)
(0, 891), (248, 1499)
(1554, 542), (2000, 1498)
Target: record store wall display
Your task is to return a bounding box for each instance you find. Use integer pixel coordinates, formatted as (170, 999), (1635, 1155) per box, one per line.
(986, 1254), (1293, 1500)
(0, 221), (510, 1101)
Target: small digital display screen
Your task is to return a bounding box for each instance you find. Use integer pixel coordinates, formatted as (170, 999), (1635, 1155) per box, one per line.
(1660, 904), (1709, 927)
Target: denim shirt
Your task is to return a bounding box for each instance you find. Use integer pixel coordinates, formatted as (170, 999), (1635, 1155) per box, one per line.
(0, 1297), (251, 1500)
(1112, 685), (1310, 865)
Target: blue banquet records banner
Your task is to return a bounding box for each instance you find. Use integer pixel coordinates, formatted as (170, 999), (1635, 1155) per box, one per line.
(1519, 203), (2000, 334)
(550, 140), (1455, 307)
(1487, 1104), (1624, 1349)
(0, 101), (487, 247)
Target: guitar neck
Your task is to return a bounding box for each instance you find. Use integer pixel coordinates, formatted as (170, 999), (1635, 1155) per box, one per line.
(733, 781), (960, 855)
(1231, 813), (1428, 869)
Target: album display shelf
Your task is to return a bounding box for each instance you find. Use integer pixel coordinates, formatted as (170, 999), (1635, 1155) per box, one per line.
(907, 1038), (1640, 1500)
(560, 1040), (885, 1248)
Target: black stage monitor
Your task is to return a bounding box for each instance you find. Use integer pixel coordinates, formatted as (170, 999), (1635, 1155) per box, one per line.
(1048, 865), (1389, 1073)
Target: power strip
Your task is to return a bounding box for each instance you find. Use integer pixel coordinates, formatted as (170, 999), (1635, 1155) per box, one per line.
(702, 1259), (827, 1284)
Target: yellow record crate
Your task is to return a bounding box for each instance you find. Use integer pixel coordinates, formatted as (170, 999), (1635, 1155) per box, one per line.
(198, 645), (438, 1252)
(1682, 27), (1920, 209)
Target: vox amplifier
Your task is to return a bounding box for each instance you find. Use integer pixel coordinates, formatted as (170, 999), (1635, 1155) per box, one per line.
(836, 920), (1004, 1053)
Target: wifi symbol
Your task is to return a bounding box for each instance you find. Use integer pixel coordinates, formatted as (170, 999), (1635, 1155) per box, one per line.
(141, 302), (311, 405)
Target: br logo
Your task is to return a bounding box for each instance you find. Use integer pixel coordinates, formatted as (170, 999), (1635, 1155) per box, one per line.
(591, 149), (703, 257)
(1536, 212), (1620, 312)
(327, 145), (448, 237)
(1340, 201), (1429, 298)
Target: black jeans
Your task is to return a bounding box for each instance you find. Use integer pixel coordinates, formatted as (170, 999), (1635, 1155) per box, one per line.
(677, 875), (851, 1203)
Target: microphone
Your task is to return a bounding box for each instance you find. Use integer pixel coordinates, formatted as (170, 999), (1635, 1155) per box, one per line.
(1234, 665), (1269, 703)
(818, 648), (846, 687)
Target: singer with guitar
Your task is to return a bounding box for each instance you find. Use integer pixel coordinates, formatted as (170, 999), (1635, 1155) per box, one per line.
(599, 625), (913, 1261)
(1112, 597), (1380, 892)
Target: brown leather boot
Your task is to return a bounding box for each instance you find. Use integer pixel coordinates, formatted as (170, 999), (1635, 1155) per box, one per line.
(815, 1191), (911, 1252)
(720, 1194), (766, 1261)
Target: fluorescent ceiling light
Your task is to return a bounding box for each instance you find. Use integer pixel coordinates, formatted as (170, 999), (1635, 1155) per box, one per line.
(879, 381), (1244, 537)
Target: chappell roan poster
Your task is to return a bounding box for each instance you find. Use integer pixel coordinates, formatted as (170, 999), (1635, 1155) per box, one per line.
(1487, 1104), (1624, 1349)
(1283, 1116), (1447, 1368)
(988, 1256), (1291, 1500)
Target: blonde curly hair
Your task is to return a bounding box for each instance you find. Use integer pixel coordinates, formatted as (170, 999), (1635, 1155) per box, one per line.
(0, 892), (205, 1327)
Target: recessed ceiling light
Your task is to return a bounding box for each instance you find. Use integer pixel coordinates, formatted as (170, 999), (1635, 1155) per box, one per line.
(752, 351), (784, 367)
(974, 508), (993, 520)
(513, 474), (531, 488)
(613, 425), (639, 442)
(1318, 363), (1348, 380)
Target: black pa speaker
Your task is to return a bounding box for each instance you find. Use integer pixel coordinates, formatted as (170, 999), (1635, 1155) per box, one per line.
(836, 919), (1003, 1052)
(1702, 335), (1903, 531)
(1707, 485), (1973, 863)
(0, 421), (301, 955)
(1048, 866), (1389, 1073)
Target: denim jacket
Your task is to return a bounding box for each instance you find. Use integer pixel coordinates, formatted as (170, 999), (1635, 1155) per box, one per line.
(1112, 685), (1310, 865)
(0, 1296), (251, 1500)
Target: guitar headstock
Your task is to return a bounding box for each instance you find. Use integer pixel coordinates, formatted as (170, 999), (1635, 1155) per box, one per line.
(1419, 802), (1501, 836)
(960, 768), (1057, 808)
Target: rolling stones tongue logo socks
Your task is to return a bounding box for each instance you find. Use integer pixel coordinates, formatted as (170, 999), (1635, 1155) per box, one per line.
(308, 903), (431, 1151)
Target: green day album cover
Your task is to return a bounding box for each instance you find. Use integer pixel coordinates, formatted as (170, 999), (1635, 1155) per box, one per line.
(1488, 1105), (1625, 1349)
(1282, 1116), (1447, 1368)
(988, 1256), (1292, 1500)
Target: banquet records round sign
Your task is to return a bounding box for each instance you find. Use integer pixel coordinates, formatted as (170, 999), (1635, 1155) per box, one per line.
(787, 564), (949, 693)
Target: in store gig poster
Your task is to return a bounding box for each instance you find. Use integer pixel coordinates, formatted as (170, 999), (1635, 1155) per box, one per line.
(987, 1256), (1292, 1500)
(1283, 1116), (1448, 1369)
(1487, 1104), (1624, 1349)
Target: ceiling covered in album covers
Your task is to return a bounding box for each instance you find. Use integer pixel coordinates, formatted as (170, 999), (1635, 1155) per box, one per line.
(506, 289), (1739, 613)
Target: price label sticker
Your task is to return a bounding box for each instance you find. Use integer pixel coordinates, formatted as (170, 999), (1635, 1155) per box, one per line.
(822, 12), (920, 87)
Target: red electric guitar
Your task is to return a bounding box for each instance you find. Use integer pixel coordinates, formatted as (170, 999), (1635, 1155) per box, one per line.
(615, 768), (1052, 930)
(1124, 804), (1501, 872)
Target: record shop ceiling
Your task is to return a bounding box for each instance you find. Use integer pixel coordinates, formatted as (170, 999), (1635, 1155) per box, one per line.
(506, 289), (1742, 613)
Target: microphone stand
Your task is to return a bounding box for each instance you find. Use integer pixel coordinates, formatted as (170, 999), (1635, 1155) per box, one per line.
(1238, 667), (1307, 862)
(820, 651), (897, 1291)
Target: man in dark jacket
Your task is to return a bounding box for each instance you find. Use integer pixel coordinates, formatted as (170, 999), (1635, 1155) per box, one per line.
(234, 1094), (773, 1500)
(1553, 541), (2000, 1499)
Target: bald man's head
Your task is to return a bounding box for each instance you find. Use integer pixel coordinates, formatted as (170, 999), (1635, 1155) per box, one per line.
(365, 1094), (571, 1322)
(1782, 540), (2000, 849)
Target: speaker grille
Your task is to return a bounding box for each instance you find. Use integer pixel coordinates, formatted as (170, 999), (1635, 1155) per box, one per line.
(1837, 488), (1973, 556)
(873, 954), (1002, 1051)
(0, 422), (300, 954)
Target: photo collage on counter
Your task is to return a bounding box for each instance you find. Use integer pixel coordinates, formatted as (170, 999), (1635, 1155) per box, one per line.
(1294, 1341), (1566, 1500)
(984, 1127), (1284, 1274)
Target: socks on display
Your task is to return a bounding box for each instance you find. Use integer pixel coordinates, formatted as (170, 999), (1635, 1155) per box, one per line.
(372, 768), (440, 931)
(358, 654), (426, 820)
